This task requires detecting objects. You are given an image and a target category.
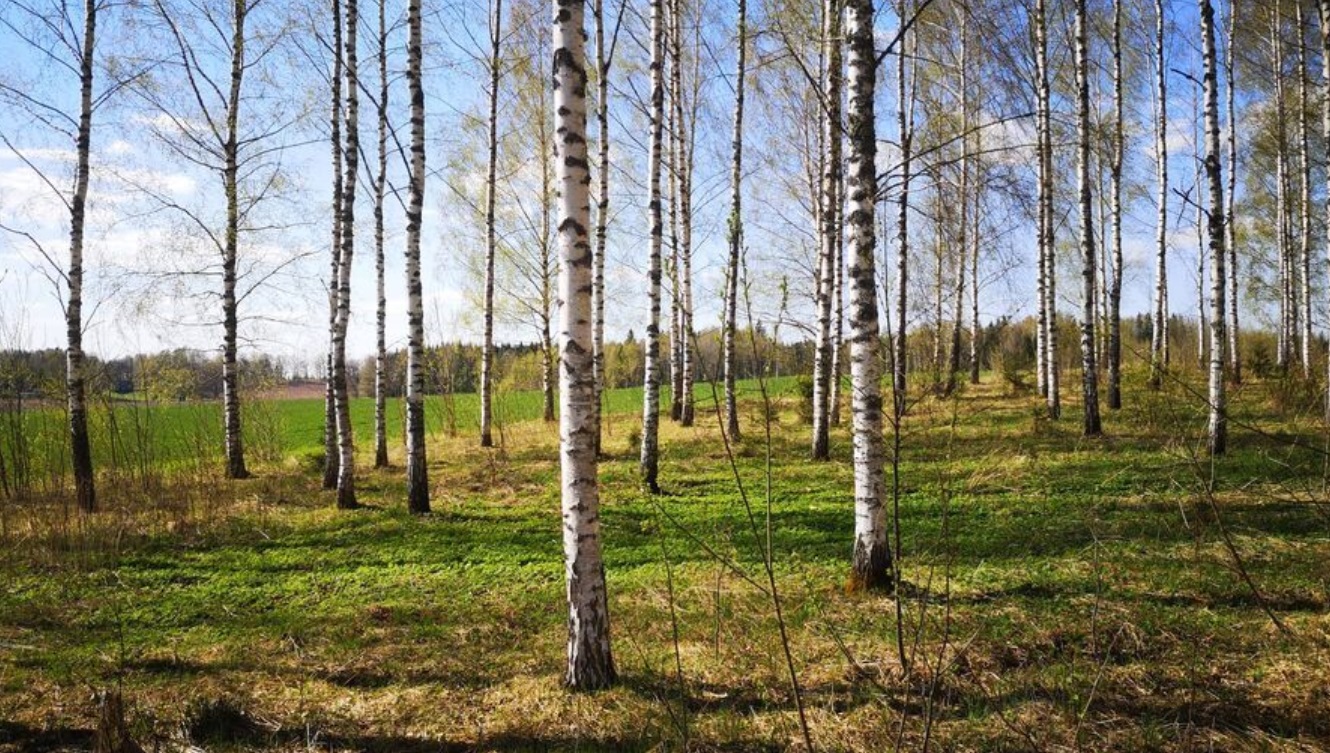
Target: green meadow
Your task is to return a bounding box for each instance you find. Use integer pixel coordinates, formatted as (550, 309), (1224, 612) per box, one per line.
(1, 372), (1328, 751)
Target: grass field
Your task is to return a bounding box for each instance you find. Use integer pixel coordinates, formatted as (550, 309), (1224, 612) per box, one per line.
(0, 380), (756, 485)
(2, 371), (1329, 751)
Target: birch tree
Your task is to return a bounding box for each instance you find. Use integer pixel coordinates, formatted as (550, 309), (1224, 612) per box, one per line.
(1036, 0), (1058, 416)
(554, 0), (616, 690)
(591, 0), (614, 454)
(723, 0), (746, 442)
(323, 0), (343, 490)
(845, 0), (890, 591)
(371, 0), (389, 468)
(1296, 0), (1313, 378)
(812, 0), (841, 461)
(1107, 0), (1124, 410)
(1225, 0), (1240, 383)
(0, 0), (114, 512)
(893, 0), (913, 419)
(1149, 0), (1169, 389)
(329, 0), (362, 509)
(404, 0), (429, 513)
(944, 6), (970, 398)
(133, 0), (305, 481)
(1320, 0), (1330, 419)
(1200, 0), (1226, 455)
(481, 0), (503, 448)
(1075, 0), (1100, 436)
(641, 0), (665, 493)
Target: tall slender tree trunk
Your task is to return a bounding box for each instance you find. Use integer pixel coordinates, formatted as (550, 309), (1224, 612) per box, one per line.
(67, 0), (97, 512)
(1197, 127), (1207, 372)
(541, 120), (557, 425)
(1075, 0), (1100, 436)
(812, 0), (841, 460)
(480, 0), (502, 448)
(1319, 0), (1330, 419)
(1200, 0), (1227, 454)
(554, 0), (615, 690)
(893, 0), (912, 418)
(666, 27), (683, 425)
(1036, 0), (1058, 416)
(1225, 0), (1241, 383)
(1297, 0), (1313, 378)
(1274, 4), (1292, 371)
(592, 0), (611, 453)
(222, 0), (250, 481)
(845, 0), (891, 592)
(372, 0), (389, 468)
(969, 125), (982, 386)
(723, 0), (745, 442)
(832, 162), (846, 421)
(404, 0), (429, 514)
(641, 0), (665, 492)
(1107, 0), (1124, 410)
(323, 0), (343, 491)
(932, 218), (944, 388)
(677, 0), (695, 428)
(945, 9), (969, 398)
(1149, 0), (1169, 390)
(332, 0), (359, 508)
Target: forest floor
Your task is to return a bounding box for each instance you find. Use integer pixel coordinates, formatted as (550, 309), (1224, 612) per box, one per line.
(2, 370), (1329, 752)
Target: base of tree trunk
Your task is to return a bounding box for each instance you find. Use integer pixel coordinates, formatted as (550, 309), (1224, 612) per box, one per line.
(565, 631), (616, 691)
(406, 461), (430, 514)
(93, 690), (144, 753)
(846, 540), (893, 593)
(336, 487), (358, 510)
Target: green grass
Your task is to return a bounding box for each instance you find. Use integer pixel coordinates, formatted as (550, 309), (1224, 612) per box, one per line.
(1, 370), (1329, 751)
(0, 378), (798, 481)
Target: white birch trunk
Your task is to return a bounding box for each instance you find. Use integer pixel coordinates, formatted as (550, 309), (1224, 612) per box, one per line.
(323, 0), (343, 491)
(1107, 0), (1124, 410)
(812, 0), (840, 460)
(893, 0), (912, 418)
(1274, 4), (1292, 371)
(1037, 0), (1058, 416)
(1297, 0), (1313, 378)
(68, 0), (97, 512)
(832, 158), (846, 420)
(591, 0), (610, 453)
(1200, 0), (1227, 454)
(222, 0), (250, 480)
(333, 0), (359, 509)
(1075, 0), (1100, 436)
(481, 0), (502, 448)
(554, 0), (615, 689)
(404, 0), (429, 513)
(372, 0), (389, 468)
(1320, 0), (1330, 419)
(723, 0), (745, 442)
(846, 0), (891, 591)
(1225, 0), (1241, 383)
(1150, 0), (1169, 389)
(641, 0), (665, 492)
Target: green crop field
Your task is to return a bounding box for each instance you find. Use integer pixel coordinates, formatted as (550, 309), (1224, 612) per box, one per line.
(0, 379), (798, 486)
(1, 371), (1328, 751)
